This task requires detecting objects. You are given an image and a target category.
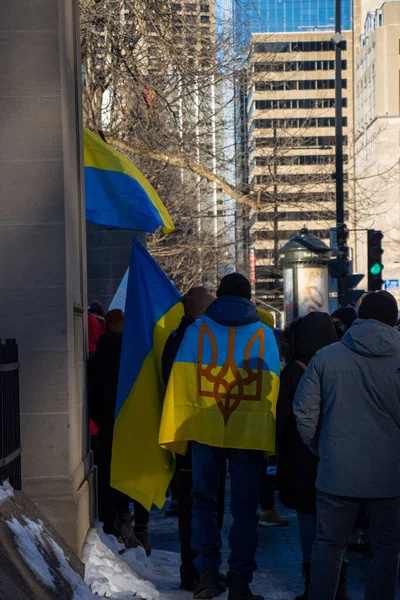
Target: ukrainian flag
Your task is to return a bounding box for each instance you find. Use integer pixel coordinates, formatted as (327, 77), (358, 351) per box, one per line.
(84, 128), (174, 234)
(111, 237), (183, 510)
(159, 317), (280, 455)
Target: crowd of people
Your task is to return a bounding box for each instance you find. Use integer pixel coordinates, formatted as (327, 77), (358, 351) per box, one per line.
(88, 274), (400, 600)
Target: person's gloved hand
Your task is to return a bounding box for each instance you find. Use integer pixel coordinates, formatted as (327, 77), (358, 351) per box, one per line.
(183, 286), (214, 320)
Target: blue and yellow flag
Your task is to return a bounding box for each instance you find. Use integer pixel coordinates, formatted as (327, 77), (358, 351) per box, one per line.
(111, 237), (183, 510)
(159, 316), (280, 455)
(84, 128), (174, 234)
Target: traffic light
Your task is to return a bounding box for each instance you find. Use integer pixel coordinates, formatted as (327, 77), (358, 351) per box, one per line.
(367, 230), (384, 291)
(330, 225), (349, 256)
(339, 273), (365, 306)
(329, 225), (365, 307)
(328, 256), (349, 280)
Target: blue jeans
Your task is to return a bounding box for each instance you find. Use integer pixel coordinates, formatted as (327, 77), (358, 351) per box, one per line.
(297, 511), (317, 563)
(309, 491), (400, 600)
(191, 442), (263, 583)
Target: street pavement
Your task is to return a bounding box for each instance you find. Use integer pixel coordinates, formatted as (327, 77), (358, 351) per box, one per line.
(149, 490), (400, 600)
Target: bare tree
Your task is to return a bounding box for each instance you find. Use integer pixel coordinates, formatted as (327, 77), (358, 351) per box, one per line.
(81, 0), (387, 302)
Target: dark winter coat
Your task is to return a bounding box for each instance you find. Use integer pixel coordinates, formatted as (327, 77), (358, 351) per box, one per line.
(162, 316), (195, 386)
(294, 318), (400, 498)
(90, 332), (123, 450)
(276, 312), (338, 512)
(162, 316), (196, 471)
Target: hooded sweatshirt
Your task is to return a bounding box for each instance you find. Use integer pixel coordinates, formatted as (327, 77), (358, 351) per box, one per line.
(276, 312), (338, 512)
(294, 318), (400, 498)
(159, 296), (280, 454)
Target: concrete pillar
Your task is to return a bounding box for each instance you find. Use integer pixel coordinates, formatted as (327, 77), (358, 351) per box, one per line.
(0, 1), (91, 552)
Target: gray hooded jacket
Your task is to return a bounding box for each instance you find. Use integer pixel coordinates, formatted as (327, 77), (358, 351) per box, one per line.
(293, 318), (400, 498)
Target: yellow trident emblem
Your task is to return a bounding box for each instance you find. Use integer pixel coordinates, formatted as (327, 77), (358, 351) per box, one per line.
(198, 323), (265, 425)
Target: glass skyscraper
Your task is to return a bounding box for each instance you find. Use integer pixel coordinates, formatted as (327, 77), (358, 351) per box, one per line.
(233, 0), (352, 47)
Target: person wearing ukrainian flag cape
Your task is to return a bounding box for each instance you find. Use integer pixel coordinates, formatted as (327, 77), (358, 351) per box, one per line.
(159, 273), (280, 600)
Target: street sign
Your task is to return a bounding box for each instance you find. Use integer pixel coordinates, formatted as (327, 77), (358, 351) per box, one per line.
(385, 279), (399, 291)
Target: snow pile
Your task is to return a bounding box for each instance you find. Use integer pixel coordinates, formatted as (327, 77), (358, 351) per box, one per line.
(8, 517), (56, 590)
(7, 515), (94, 599)
(82, 527), (160, 599)
(48, 536), (94, 600)
(0, 480), (14, 503)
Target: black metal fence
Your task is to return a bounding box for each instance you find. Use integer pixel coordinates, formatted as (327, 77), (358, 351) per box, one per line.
(0, 340), (21, 490)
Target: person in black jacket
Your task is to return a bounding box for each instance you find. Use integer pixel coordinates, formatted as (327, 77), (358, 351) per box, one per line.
(276, 312), (341, 600)
(331, 307), (357, 340)
(162, 287), (228, 592)
(90, 309), (150, 555)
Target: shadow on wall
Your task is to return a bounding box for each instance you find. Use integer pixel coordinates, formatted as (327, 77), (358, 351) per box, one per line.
(86, 223), (146, 310)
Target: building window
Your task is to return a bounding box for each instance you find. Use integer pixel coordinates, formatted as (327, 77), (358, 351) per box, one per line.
(253, 229), (331, 241)
(254, 60), (347, 73)
(252, 117), (347, 129)
(254, 154), (342, 166)
(252, 98), (347, 110)
(186, 3), (196, 11)
(258, 210), (337, 221)
(201, 15), (210, 23)
(253, 135), (348, 148)
(172, 2), (181, 10)
(253, 40), (346, 53)
(252, 173), (348, 186)
(200, 3), (210, 11)
(255, 79), (347, 91)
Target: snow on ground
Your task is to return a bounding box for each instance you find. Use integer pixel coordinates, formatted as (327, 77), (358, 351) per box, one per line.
(8, 517), (56, 591)
(7, 514), (94, 599)
(81, 525), (294, 600)
(82, 525), (193, 599)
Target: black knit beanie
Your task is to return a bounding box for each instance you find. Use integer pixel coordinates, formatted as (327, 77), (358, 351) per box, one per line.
(358, 291), (398, 327)
(217, 273), (252, 300)
(331, 307), (357, 329)
(88, 300), (105, 319)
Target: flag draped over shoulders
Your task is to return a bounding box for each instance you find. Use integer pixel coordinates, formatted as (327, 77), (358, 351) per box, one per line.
(84, 128), (174, 234)
(159, 316), (280, 456)
(111, 237), (183, 510)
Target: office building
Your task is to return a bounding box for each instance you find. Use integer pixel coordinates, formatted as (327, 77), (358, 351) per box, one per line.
(228, 0), (355, 311)
(233, 0), (352, 49)
(248, 31), (355, 309)
(355, 1), (400, 302)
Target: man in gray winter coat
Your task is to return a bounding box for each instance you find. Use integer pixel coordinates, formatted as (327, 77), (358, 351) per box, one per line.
(294, 291), (400, 600)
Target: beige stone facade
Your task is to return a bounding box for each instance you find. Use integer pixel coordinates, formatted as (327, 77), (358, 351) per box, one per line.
(355, 1), (400, 302)
(247, 30), (355, 308)
(0, 1), (92, 552)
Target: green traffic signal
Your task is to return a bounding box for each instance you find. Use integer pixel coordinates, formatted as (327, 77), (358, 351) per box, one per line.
(370, 263), (383, 276)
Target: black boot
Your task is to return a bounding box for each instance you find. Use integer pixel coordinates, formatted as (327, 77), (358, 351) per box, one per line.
(114, 510), (137, 549)
(295, 562), (311, 600)
(227, 571), (264, 600)
(335, 560), (350, 600)
(193, 573), (220, 599)
(180, 561), (200, 591)
(134, 525), (152, 557)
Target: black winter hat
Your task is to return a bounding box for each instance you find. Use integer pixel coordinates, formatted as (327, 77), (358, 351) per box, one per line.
(331, 307), (357, 329)
(217, 273), (252, 300)
(358, 291), (398, 327)
(88, 300), (106, 319)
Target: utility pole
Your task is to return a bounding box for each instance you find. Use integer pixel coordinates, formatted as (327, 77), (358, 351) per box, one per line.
(334, 0), (344, 226)
(328, 0), (364, 306)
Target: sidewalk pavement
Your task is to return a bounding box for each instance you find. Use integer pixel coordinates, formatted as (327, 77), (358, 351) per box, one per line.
(149, 491), (400, 600)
